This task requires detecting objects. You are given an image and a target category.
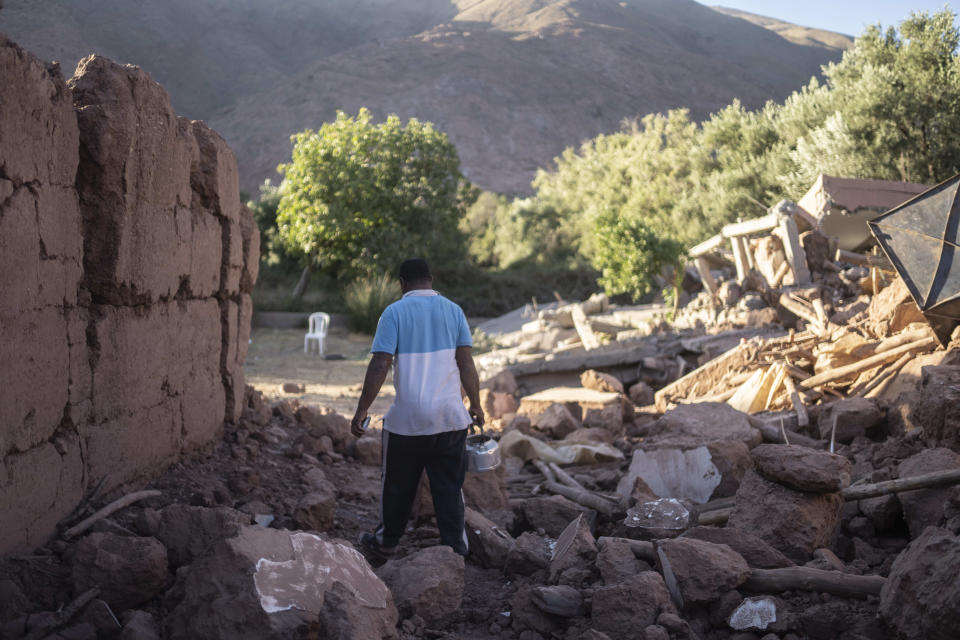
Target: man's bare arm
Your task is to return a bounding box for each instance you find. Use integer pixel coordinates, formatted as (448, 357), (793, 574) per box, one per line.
(455, 346), (484, 427)
(351, 352), (393, 437)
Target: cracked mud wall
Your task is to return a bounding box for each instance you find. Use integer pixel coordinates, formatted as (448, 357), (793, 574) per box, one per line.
(0, 36), (259, 555)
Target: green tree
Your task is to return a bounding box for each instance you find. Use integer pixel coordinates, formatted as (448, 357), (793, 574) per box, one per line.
(590, 210), (684, 301)
(276, 108), (477, 280)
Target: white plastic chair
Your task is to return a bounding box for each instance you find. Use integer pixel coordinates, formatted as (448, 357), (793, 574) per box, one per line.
(304, 312), (330, 355)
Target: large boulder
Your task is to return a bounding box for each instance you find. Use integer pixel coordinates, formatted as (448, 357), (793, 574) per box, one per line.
(817, 398), (883, 443)
(751, 444), (852, 493)
(521, 495), (594, 538)
(727, 470), (843, 563)
(657, 538), (750, 605)
(897, 448), (960, 538)
(376, 546), (464, 623)
(155, 505), (249, 568)
(646, 403), (762, 449)
(591, 572), (677, 640)
(682, 526), (793, 569)
(535, 402), (581, 439)
(581, 370), (625, 394)
(549, 515), (598, 586)
(71, 534), (168, 611)
(880, 527), (960, 640)
(166, 527), (397, 639)
(903, 365), (960, 452)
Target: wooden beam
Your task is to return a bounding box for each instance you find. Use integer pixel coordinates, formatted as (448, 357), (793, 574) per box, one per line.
(722, 213), (780, 238)
(694, 257), (718, 295)
(776, 214), (811, 285)
(796, 336), (936, 390)
(744, 567), (884, 598)
(570, 304), (600, 351)
(689, 233), (724, 258)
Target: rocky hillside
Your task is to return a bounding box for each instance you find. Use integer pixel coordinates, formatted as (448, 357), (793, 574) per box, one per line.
(1, 0), (851, 194)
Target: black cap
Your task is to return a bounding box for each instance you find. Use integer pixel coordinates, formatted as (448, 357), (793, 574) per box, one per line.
(398, 258), (431, 282)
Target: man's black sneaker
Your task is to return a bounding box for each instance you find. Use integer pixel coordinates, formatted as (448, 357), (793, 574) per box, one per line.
(358, 532), (396, 567)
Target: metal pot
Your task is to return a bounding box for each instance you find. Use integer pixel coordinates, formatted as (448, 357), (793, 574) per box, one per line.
(465, 421), (500, 473)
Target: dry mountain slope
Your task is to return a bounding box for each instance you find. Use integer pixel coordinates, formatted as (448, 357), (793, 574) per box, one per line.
(712, 6), (854, 50)
(1, 0), (851, 194)
(212, 0), (851, 194)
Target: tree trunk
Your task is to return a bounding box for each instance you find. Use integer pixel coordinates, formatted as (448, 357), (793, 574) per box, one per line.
(291, 264), (312, 300)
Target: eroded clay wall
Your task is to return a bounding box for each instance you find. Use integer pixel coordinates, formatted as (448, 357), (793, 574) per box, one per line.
(0, 37), (259, 555)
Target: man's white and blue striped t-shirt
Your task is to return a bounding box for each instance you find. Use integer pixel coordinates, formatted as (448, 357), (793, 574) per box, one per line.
(371, 289), (472, 436)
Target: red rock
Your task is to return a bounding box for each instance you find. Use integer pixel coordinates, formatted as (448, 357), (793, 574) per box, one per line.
(535, 403), (580, 439)
(481, 370), (519, 396)
(727, 470), (843, 563)
(480, 388), (519, 420)
(629, 381), (655, 406)
(521, 495), (594, 538)
(350, 436), (382, 466)
(293, 486), (338, 532)
(464, 507), (513, 571)
(591, 572), (677, 640)
(549, 514), (597, 586)
(817, 398), (883, 444)
(903, 365), (960, 452)
(597, 538), (651, 585)
(657, 538), (750, 604)
(751, 444), (852, 493)
(646, 403), (762, 449)
(71, 534), (168, 611)
(581, 370), (625, 394)
(682, 526), (793, 569)
(897, 448), (960, 538)
(155, 505), (250, 568)
(376, 546), (464, 623)
(880, 527), (960, 640)
(505, 532), (552, 577)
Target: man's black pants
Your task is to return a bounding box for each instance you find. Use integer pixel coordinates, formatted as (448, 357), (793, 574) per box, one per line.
(376, 428), (468, 554)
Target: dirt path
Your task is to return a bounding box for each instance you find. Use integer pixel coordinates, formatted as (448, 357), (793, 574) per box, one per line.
(243, 326), (395, 418)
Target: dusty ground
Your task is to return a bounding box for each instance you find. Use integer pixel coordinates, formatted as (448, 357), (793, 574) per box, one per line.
(244, 326), (395, 418)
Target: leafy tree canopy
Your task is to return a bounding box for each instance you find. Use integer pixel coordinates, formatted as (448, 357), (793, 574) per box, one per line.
(276, 108), (477, 280)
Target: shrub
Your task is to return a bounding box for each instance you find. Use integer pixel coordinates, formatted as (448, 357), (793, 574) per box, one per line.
(344, 274), (402, 334)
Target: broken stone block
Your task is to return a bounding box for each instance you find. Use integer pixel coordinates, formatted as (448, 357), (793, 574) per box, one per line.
(591, 572), (677, 640)
(880, 527), (960, 640)
(583, 403), (624, 435)
(376, 546), (464, 623)
(727, 470), (843, 563)
(293, 488), (338, 533)
(531, 585), (585, 617)
(597, 538), (651, 585)
(119, 610), (160, 640)
(155, 505), (250, 568)
(350, 436), (382, 466)
(580, 370), (625, 394)
(903, 365), (960, 452)
(505, 532), (552, 577)
(817, 398), (883, 444)
(71, 534), (168, 611)
(549, 514), (598, 585)
(646, 402), (762, 450)
(751, 444), (852, 493)
(657, 538), (750, 604)
(535, 403), (580, 439)
(481, 370), (519, 396)
(628, 381), (655, 406)
(897, 447), (960, 538)
(480, 388), (520, 420)
(296, 407), (352, 452)
(282, 382), (305, 393)
(859, 493), (902, 533)
(509, 583), (566, 638)
(682, 527), (793, 569)
(521, 495), (594, 538)
(166, 527), (397, 639)
(465, 507), (513, 571)
(867, 277), (926, 338)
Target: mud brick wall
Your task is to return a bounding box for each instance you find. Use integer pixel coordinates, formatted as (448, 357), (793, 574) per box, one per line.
(0, 37), (259, 555)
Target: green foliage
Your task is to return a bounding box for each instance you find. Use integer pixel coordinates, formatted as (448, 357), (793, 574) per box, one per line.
(590, 211), (684, 302)
(344, 274), (402, 334)
(469, 328), (499, 354)
(525, 9), (960, 302)
(247, 179), (299, 269)
(276, 108), (478, 280)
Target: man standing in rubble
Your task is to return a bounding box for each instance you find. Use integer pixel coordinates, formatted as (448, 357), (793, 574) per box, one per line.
(351, 257), (484, 566)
